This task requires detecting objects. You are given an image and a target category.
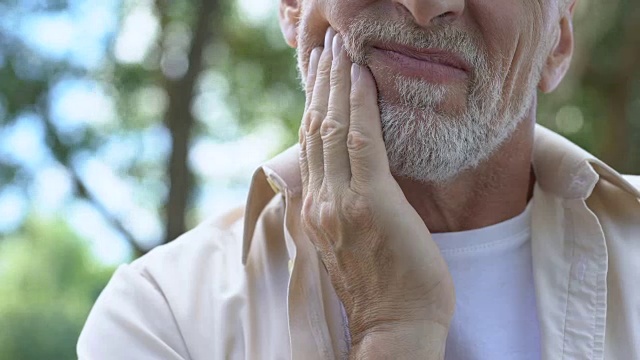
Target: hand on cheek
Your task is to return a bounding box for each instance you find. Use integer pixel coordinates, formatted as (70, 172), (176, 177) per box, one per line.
(300, 27), (390, 195)
(297, 27), (455, 348)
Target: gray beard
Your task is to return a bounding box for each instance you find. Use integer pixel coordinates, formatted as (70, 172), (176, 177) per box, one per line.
(380, 71), (536, 184)
(296, 16), (544, 184)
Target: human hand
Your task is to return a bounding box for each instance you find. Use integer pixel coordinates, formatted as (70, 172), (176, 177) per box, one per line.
(298, 26), (455, 350)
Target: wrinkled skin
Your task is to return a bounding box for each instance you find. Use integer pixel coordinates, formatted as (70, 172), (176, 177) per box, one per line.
(299, 29), (455, 350)
(279, 0), (577, 355)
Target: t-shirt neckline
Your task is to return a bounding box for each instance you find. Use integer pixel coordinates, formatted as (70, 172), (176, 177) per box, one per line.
(431, 200), (533, 253)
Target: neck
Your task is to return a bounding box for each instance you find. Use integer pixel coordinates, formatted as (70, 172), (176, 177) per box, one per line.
(394, 107), (537, 234)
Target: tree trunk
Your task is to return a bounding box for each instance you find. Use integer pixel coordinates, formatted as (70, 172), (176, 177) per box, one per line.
(163, 0), (220, 244)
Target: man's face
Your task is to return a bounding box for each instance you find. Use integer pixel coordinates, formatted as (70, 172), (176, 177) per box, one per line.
(294, 0), (559, 183)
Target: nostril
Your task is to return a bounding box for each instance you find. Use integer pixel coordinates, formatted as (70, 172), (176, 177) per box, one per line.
(439, 11), (455, 19)
(393, 1), (462, 27)
(435, 11), (458, 23)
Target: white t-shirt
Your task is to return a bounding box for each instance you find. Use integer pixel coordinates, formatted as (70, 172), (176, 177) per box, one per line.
(431, 201), (540, 360)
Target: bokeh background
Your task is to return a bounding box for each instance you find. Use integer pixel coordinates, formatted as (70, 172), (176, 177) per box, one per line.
(0, 0), (638, 358)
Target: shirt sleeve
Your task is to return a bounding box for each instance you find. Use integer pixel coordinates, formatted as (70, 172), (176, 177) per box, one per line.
(77, 264), (191, 360)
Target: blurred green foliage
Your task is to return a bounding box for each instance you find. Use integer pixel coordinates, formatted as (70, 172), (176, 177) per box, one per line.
(537, 0), (640, 170)
(0, 218), (114, 359)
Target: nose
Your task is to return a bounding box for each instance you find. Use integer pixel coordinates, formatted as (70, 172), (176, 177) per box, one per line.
(393, 0), (465, 26)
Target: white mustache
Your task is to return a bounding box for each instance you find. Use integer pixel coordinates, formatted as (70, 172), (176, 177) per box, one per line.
(343, 17), (490, 80)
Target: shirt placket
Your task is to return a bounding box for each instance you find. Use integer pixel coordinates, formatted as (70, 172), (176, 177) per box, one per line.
(560, 197), (608, 360)
(532, 165), (608, 360)
(282, 190), (337, 360)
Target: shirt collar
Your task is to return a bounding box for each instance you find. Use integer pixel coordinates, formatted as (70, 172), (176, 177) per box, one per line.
(242, 124), (640, 264)
(241, 146), (300, 265)
(533, 125), (640, 200)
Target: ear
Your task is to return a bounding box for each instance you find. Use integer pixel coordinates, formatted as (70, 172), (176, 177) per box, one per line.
(279, 0), (302, 48)
(538, 0), (578, 93)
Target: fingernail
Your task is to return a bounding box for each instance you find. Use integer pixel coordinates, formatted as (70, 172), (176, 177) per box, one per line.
(351, 64), (361, 83)
(308, 48), (321, 79)
(325, 27), (335, 49)
(332, 34), (343, 59)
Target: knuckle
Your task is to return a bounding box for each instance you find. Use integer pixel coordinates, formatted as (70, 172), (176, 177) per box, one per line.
(317, 60), (332, 78)
(340, 194), (375, 229)
(320, 118), (345, 140)
(301, 195), (340, 250)
(301, 195), (316, 228)
(347, 130), (371, 152)
(330, 63), (345, 84)
(305, 109), (325, 134)
(349, 95), (367, 112)
(317, 203), (338, 231)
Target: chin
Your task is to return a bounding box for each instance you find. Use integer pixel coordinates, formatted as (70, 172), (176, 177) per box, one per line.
(373, 73), (471, 117)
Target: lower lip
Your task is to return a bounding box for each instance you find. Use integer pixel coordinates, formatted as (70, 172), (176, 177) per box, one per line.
(371, 48), (468, 84)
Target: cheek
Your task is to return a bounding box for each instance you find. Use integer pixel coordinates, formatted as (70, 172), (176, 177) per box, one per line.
(470, 0), (546, 98)
(326, 0), (377, 32)
(297, 0), (375, 76)
(299, 0), (370, 44)
(471, 1), (523, 75)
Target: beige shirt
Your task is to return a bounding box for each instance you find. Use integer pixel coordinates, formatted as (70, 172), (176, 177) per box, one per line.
(77, 125), (640, 360)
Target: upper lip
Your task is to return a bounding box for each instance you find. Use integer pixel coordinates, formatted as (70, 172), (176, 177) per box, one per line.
(372, 42), (471, 73)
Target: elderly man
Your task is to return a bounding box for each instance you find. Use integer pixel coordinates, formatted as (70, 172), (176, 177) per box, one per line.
(78, 0), (640, 359)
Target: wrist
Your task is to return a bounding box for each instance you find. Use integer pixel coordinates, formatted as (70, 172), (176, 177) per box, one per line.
(348, 322), (450, 360)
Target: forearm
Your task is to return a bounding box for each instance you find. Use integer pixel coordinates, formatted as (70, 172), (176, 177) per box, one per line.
(348, 323), (449, 360)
